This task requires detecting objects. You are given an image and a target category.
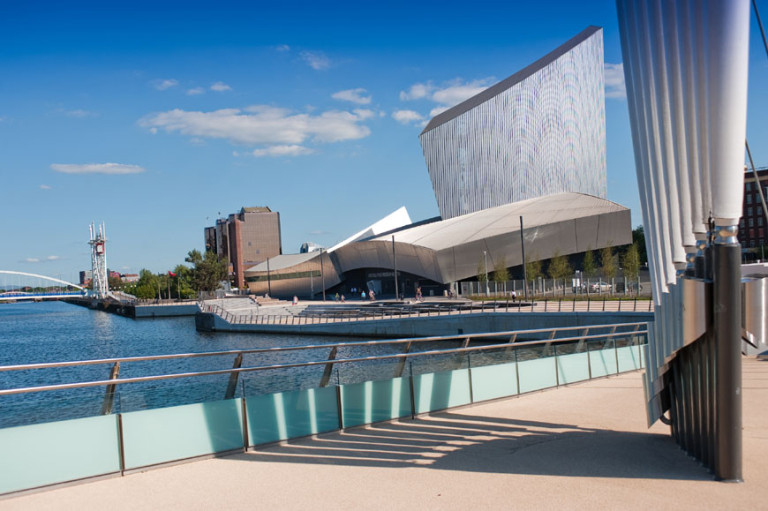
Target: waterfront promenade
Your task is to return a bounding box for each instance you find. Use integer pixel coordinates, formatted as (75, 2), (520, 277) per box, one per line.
(3, 358), (765, 510)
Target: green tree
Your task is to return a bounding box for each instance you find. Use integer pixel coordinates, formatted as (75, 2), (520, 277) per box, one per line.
(172, 264), (195, 299)
(477, 255), (489, 295)
(185, 249), (228, 294)
(492, 256), (509, 292)
(548, 250), (572, 295)
(525, 254), (542, 294)
(632, 226), (648, 266)
(125, 269), (160, 300)
(108, 275), (122, 291)
(601, 245), (617, 292)
(622, 243), (641, 294)
(583, 247), (597, 279)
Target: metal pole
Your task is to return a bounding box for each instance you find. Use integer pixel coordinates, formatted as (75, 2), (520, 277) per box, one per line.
(320, 250), (326, 302)
(713, 223), (742, 482)
(392, 235), (399, 300)
(266, 258), (272, 297)
(483, 250), (489, 296)
(520, 216), (528, 301)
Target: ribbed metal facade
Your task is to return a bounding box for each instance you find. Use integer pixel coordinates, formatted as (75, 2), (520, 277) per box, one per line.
(420, 28), (606, 219)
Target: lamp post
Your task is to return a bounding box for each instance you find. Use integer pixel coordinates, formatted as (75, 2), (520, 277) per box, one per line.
(483, 250), (489, 296)
(320, 249), (326, 301)
(520, 216), (528, 301)
(266, 258), (272, 297)
(392, 235), (399, 300)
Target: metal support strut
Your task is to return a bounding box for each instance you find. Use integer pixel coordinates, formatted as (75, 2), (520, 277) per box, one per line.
(713, 224), (742, 482)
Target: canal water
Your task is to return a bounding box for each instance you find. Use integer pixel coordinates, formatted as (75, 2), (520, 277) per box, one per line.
(1, 301), (493, 428)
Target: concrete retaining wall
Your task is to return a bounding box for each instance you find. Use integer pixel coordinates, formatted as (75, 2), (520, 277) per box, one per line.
(195, 310), (653, 338)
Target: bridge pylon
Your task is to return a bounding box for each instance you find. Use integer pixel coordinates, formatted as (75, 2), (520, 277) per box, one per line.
(89, 222), (109, 299)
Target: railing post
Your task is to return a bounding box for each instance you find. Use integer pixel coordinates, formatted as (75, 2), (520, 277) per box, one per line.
(241, 379), (249, 451)
(224, 353), (243, 400)
(319, 347), (338, 387)
(336, 382), (344, 430)
(100, 362), (120, 415)
(394, 342), (413, 378)
(409, 361), (416, 418)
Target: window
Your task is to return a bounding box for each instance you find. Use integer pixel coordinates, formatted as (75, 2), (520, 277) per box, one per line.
(749, 218), (754, 227)
(748, 207), (753, 216)
(746, 182), (752, 191)
(747, 194), (753, 204)
(760, 216), (764, 227)
(740, 218), (745, 228)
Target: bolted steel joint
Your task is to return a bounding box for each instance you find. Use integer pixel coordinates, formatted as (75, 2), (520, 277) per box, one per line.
(714, 225), (739, 246)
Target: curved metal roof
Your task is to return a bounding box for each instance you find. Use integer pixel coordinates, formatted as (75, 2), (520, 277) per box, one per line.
(374, 192), (628, 251)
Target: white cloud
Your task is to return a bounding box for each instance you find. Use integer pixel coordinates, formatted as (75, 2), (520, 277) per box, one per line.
(186, 87), (205, 96)
(300, 51), (331, 70)
(51, 163), (146, 175)
(139, 105), (371, 146)
(392, 110), (424, 125)
(22, 255), (59, 263)
(605, 63), (626, 99)
(429, 106), (450, 117)
(431, 79), (492, 106)
(62, 109), (97, 118)
(352, 108), (375, 120)
(152, 79), (179, 91)
(252, 145), (314, 157)
(398, 78), (494, 123)
(276, 44), (291, 52)
(39, 184), (52, 190)
(210, 82), (232, 92)
(400, 83), (434, 101)
(332, 88), (371, 105)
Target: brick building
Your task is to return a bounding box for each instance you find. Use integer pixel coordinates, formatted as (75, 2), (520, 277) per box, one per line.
(204, 207), (282, 289)
(739, 167), (768, 251)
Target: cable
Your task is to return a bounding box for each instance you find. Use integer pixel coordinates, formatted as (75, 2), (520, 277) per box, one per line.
(753, 0), (768, 59)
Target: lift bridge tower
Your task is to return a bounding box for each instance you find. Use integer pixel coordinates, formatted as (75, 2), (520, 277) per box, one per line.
(89, 222), (109, 299)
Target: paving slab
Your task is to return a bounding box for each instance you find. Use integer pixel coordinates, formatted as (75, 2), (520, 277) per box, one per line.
(2, 359), (766, 510)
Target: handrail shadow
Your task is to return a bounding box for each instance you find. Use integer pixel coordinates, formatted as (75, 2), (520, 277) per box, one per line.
(230, 412), (711, 481)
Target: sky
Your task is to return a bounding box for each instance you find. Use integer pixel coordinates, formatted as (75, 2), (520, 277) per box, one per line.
(2, 0), (767, 285)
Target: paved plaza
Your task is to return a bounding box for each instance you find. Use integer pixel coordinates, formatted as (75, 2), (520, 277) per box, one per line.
(2, 358), (766, 510)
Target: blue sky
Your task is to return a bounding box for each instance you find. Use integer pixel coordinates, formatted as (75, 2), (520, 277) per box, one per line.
(2, 1), (767, 285)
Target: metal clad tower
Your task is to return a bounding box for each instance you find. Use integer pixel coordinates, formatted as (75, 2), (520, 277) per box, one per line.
(419, 26), (606, 219)
(89, 222), (108, 299)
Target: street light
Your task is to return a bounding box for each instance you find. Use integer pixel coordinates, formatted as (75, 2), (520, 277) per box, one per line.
(483, 250), (490, 296)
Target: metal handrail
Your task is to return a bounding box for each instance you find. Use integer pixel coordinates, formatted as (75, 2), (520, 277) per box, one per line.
(0, 322), (649, 372)
(0, 324), (647, 396)
(202, 297), (654, 325)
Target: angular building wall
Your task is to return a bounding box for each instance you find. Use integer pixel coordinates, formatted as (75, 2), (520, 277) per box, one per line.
(420, 26), (606, 219)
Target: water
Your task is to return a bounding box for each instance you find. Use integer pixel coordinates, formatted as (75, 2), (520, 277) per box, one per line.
(0, 301), (476, 428)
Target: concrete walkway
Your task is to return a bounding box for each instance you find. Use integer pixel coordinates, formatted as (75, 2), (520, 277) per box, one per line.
(2, 359), (766, 510)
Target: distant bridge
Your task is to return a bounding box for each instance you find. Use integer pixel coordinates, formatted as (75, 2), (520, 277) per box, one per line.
(0, 270), (86, 302)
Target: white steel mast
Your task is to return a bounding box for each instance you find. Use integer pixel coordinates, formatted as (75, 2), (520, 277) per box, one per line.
(89, 222), (109, 299)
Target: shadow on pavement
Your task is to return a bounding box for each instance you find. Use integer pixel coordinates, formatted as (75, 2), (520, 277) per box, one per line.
(228, 411), (712, 481)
